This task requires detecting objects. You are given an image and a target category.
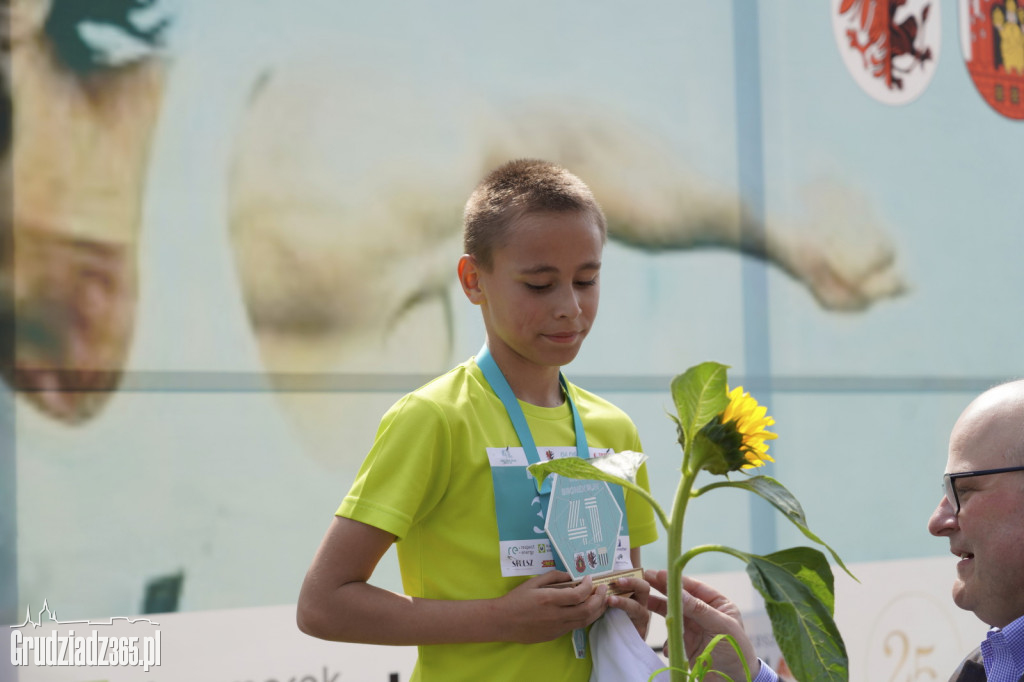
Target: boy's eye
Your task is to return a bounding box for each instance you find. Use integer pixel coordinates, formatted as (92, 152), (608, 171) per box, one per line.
(523, 276), (597, 291)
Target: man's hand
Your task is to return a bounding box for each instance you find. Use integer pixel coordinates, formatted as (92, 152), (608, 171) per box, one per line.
(646, 569), (761, 681)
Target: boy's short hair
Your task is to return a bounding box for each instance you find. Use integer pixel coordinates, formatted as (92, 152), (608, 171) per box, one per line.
(463, 159), (607, 270)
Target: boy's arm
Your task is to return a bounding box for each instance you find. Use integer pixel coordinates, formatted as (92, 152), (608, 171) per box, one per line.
(297, 516), (613, 645)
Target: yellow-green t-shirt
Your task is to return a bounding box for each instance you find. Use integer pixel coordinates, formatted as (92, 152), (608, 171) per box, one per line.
(338, 359), (658, 682)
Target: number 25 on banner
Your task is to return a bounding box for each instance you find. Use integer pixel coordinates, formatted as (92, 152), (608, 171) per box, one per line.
(883, 630), (937, 682)
(866, 594), (961, 682)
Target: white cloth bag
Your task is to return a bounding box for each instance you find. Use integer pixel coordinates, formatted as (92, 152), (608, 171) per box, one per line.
(590, 609), (671, 681)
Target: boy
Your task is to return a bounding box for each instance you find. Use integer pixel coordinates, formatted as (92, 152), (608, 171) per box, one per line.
(297, 159), (659, 680)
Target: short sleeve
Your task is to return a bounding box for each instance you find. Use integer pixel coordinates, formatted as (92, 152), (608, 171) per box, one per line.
(336, 393), (452, 539)
(624, 433), (659, 549)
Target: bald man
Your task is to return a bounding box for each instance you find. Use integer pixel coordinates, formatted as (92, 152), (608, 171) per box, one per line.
(929, 380), (1024, 682)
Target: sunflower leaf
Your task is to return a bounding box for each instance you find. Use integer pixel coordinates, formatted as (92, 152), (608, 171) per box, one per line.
(756, 546), (835, 613)
(670, 362), (729, 452)
(692, 634), (752, 682)
(527, 457), (669, 529)
(743, 548), (849, 682)
(696, 476), (855, 580)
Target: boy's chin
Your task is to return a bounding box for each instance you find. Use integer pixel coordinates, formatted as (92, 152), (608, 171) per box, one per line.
(541, 346), (584, 368)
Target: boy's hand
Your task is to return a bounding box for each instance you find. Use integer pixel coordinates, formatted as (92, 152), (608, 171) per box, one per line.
(606, 574), (653, 639)
(494, 571), (608, 643)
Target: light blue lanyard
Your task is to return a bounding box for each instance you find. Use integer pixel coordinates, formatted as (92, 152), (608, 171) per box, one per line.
(476, 345), (589, 494)
(477, 344), (593, 659)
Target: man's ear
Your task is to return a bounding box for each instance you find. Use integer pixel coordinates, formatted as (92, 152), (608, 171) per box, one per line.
(458, 254), (485, 304)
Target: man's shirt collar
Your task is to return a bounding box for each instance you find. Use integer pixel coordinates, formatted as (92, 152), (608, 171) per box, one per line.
(980, 615), (1024, 682)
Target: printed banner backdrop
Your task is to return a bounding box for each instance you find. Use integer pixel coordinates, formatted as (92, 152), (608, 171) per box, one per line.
(4, 558), (986, 682)
(3, 0), (1022, 680)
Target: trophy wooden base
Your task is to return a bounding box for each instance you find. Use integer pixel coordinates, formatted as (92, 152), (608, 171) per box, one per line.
(548, 567), (644, 596)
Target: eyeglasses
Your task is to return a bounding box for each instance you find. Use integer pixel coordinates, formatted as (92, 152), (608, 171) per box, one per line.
(943, 466), (1024, 514)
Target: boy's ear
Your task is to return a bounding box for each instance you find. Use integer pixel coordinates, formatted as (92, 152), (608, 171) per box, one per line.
(457, 254), (485, 305)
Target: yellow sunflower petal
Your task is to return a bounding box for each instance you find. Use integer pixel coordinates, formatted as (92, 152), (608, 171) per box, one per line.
(698, 385), (778, 474)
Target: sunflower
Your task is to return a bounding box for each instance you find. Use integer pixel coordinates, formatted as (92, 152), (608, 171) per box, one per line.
(695, 385), (777, 475)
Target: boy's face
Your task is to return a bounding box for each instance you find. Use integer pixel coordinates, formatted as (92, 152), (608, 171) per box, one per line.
(462, 210), (603, 373)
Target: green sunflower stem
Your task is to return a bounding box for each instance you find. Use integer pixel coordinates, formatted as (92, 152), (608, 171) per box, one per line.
(666, 452), (701, 682)
(674, 544), (748, 576)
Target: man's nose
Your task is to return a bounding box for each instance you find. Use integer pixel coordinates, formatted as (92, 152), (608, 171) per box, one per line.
(927, 494), (958, 537)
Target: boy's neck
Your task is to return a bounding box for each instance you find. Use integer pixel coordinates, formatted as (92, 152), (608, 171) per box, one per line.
(485, 343), (565, 408)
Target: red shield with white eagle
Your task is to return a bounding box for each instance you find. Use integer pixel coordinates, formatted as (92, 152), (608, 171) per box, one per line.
(959, 0), (1024, 119)
(832, 0), (941, 105)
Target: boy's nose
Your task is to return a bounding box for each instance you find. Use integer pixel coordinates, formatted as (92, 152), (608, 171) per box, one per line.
(554, 288), (583, 318)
